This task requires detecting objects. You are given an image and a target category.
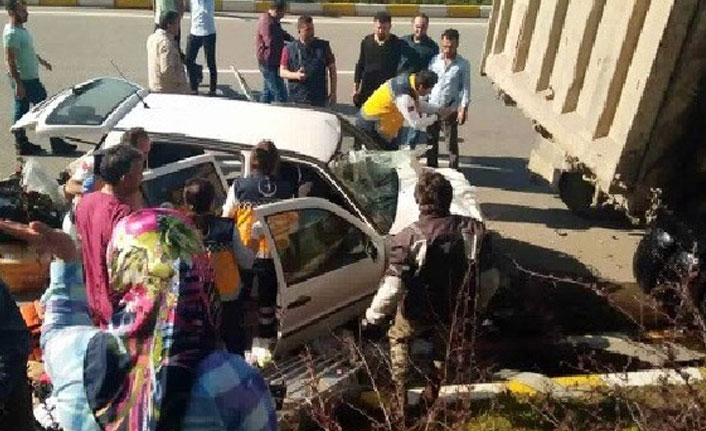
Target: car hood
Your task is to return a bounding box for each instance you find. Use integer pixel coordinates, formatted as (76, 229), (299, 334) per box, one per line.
(389, 151), (483, 235)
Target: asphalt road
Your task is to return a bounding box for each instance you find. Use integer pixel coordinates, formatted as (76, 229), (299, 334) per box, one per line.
(0, 7), (642, 283)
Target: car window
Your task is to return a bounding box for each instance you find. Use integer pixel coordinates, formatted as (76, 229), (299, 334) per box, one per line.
(148, 141), (205, 169)
(141, 161), (226, 209)
(266, 209), (368, 285)
(46, 78), (140, 126)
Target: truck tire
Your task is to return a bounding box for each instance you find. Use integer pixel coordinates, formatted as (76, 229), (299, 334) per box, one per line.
(558, 172), (595, 214)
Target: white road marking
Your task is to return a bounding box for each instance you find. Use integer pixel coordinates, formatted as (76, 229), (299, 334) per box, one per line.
(29, 8), (488, 26)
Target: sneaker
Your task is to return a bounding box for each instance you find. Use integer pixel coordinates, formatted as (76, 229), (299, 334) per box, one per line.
(50, 138), (77, 155)
(16, 141), (45, 156)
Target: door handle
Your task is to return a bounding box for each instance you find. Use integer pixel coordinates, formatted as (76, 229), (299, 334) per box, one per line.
(287, 295), (312, 309)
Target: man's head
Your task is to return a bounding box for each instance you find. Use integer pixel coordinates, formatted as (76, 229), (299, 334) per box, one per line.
(441, 28), (460, 58)
(5, 0), (28, 24)
(269, 0), (287, 20)
(373, 12), (392, 41)
(120, 127), (151, 160)
(411, 13), (429, 40)
(159, 10), (180, 35)
(414, 69), (438, 97)
(415, 170), (453, 216)
(297, 15), (315, 43)
(183, 178), (215, 214)
(99, 144), (144, 196)
(250, 140), (280, 175)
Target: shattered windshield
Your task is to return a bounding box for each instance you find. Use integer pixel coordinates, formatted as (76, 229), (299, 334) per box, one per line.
(329, 150), (416, 234)
(46, 78), (140, 126)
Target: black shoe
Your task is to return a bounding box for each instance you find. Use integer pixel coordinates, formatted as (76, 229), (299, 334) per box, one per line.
(16, 141), (45, 156)
(50, 138), (78, 155)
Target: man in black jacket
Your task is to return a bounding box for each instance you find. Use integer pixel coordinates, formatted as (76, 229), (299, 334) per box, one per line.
(353, 11), (405, 108)
(0, 279), (32, 430)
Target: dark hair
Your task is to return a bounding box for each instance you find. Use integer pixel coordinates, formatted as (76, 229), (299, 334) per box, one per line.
(99, 144), (143, 186)
(374, 11), (391, 24)
(414, 170), (453, 215)
(441, 28), (460, 42)
(250, 140), (280, 175)
(5, 0), (22, 13)
(183, 178), (215, 215)
(415, 69), (438, 90)
(120, 127), (149, 149)
(297, 15), (313, 29)
(412, 13), (429, 24)
(270, 0), (287, 12)
(159, 10), (180, 30)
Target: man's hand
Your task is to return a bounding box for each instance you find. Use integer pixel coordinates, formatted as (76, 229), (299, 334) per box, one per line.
(0, 220), (77, 261)
(457, 107), (468, 125)
(294, 67), (306, 81)
(328, 91), (337, 106)
(38, 56), (52, 71)
(14, 80), (25, 99)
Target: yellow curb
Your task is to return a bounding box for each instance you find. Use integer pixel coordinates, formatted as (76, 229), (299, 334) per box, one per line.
(506, 380), (537, 396)
(255, 1), (269, 13)
(39, 0), (77, 5)
(115, 0), (150, 8)
(447, 5), (480, 18)
(215, 0), (223, 11)
(323, 3), (356, 17)
(386, 4), (420, 17)
(553, 375), (604, 389)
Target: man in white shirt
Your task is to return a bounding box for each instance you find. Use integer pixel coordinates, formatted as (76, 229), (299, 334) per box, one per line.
(147, 11), (189, 94)
(426, 28), (471, 170)
(355, 70), (447, 150)
(185, 0), (216, 95)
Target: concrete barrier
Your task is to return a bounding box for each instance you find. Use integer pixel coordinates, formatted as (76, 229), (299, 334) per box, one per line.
(26, 0), (493, 18)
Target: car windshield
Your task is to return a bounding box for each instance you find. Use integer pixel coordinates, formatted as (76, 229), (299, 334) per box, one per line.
(329, 150), (410, 234)
(46, 78), (140, 126)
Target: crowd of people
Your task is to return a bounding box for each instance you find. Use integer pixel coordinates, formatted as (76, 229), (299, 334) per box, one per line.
(145, 0), (471, 167)
(1, 0), (485, 428)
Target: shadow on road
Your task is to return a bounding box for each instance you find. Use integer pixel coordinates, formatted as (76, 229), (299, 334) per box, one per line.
(459, 155), (552, 195)
(481, 202), (634, 231)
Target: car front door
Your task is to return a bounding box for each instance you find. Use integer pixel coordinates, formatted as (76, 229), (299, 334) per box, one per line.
(253, 198), (386, 353)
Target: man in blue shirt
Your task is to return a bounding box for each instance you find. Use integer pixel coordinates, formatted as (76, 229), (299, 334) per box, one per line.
(427, 28), (470, 170)
(400, 13), (438, 74)
(185, 0), (217, 95)
(4, 0), (76, 156)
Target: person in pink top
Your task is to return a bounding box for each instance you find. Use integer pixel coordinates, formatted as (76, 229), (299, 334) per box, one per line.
(75, 144), (144, 326)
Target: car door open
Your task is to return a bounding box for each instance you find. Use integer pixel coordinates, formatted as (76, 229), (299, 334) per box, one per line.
(253, 197), (386, 353)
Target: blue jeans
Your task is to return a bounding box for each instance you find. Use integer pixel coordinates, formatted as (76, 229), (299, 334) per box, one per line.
(9, 78), (47, 145)
(259, 65), (287, 104)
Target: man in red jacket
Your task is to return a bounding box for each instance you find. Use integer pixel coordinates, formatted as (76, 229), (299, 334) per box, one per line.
(255, 0), (293, 103)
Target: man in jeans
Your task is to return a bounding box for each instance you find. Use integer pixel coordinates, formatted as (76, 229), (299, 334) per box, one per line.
(255, 0), (292, 103)
(185, 0), (216, 95)
(4, 0), (75, 156)
(426, 29), (470, 170)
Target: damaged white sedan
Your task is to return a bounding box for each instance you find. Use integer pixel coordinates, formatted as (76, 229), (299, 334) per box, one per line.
(14, 77), (490, 358)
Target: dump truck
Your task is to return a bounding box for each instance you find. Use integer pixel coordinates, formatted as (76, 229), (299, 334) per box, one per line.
(481, 0), (706, 221)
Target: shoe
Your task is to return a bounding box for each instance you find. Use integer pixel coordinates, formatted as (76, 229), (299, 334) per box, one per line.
(50, 138), (77, 155)
(207, 90), (217, 97)
(16, 141), (45, 156)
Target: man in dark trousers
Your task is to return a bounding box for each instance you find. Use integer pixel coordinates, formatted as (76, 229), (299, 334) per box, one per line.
(364, 171), (486, 418)
(0, 279), (32, 431)
(4, 0), (75, 156)
(279, 15), (336, 107)
(400, 13), (439, 73)
(353, 11), (404, 108)
(256, 0), (293, 103)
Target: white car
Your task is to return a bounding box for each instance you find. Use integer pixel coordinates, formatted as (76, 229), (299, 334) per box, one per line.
(14, 77), (486, 355)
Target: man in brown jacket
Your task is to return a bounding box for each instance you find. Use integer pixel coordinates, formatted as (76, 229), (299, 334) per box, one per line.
(147, 10), (189, 94)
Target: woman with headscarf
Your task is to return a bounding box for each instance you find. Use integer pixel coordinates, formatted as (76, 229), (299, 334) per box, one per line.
(0, 209), (277, 431)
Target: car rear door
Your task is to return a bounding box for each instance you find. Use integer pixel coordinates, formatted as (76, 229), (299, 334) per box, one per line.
(253, 197), (386, 351)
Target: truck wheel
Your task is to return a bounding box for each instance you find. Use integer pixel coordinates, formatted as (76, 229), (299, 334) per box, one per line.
(558, 172), (595, 214)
